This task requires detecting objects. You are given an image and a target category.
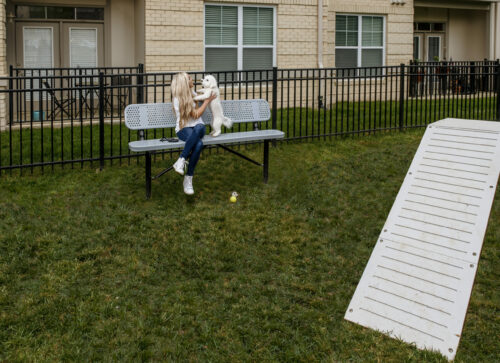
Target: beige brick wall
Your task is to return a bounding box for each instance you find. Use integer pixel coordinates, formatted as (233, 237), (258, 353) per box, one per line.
(276, 1), (321, 69)
(144, 0), (414, 73)
(144, 0), (204, 72)
(0, 0), (7, 129)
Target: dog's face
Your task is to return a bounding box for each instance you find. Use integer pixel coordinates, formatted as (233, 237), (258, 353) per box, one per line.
(201, 75), (218, 89)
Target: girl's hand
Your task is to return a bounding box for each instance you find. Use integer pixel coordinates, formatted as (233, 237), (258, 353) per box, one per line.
(195, 92), (217, 118)
(207, 92), (217, 102)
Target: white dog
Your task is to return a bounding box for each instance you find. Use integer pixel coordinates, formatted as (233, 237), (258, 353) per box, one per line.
(193, 75), (233, 137)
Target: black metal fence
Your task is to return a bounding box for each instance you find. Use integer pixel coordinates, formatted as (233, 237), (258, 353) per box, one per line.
(1, 61), (499, 174)
(9, 65), (140, 123)
(408, 60), (498, 97)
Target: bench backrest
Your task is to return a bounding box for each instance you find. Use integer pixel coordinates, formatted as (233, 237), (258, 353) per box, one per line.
(125, 99), (270, 130)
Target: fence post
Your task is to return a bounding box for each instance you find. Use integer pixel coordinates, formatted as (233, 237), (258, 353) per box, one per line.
(8, 65), (13, 127)
(470, 61), (476, 94)
(482, 58), (488, 91)
(409, 60), (414, 97)
(399, 63), (405, 131)
(99, 72), (105, 170)
(137, 63), (144, 104)
(137, 63), (145, 140)
(271, 66), (278, 146)
(496, 60), (500, 121)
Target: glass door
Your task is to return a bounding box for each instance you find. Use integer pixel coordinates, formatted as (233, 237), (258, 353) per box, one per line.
(15, 22), (60, 102)
(426, 35), (442, 62)
(61, 23), (104, 69)
(61, 23), (104, 117)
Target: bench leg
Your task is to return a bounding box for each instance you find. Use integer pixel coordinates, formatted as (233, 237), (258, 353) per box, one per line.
(145, 151), (152, 199)
(263, 140), (269, 183)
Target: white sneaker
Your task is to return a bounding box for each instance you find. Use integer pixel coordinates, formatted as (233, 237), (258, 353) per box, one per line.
(183, 175), (194, 195)
(173, 157), (185, 175)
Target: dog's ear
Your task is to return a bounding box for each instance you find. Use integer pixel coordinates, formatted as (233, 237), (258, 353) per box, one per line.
(208, 75), (217, 88)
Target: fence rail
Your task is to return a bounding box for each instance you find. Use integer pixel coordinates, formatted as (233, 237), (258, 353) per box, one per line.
(1, 61), (499, 174)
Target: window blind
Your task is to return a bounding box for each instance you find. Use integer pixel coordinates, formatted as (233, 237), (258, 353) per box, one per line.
(362, 16), (383, 47)
(243, 48), (273, 70)
(361, 49), (383, 75)
(70, 28), (97, 68)
(205, 48), (237, 72)
(336, 15), (358, 47)
(205, 5), (237, 45)
(335, 49), (357, 68)
(243, 7), (273, 45)
(24, 28), (53, 68)
(24, 27), (53, 100)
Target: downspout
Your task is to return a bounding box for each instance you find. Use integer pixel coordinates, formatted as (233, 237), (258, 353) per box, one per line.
(318, 0), (324, 68)
(489, 2), (495, 59)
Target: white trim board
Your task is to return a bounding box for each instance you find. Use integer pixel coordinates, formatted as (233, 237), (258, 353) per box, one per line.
(344, 118), (500, 361)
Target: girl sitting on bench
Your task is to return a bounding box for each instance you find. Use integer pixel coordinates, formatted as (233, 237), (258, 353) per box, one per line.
(171, 72), (216, 195)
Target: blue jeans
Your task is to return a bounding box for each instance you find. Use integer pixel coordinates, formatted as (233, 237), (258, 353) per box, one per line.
(176, 124), (205, 176)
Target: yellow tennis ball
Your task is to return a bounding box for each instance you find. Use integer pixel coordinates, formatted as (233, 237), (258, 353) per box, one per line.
(230, 196), (237, 203)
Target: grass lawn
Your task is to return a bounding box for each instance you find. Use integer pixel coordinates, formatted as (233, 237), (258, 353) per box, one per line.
(0, 130), (498, 361)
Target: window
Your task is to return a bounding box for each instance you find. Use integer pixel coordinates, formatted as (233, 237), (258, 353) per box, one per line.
(16, 6), (104, 21)
(432, 23), (444, 32)
(413, 22), (445, 32)
(205, 4), (275, 79)
(47, 7), (74, 19)
(16, 6), (45, 19)
(70, 28), (98, 68)
(23, 27), (54, 101)
(417, 22), (431, 31)
(335, 15), (384, 76)
(427, 36), (441, 61)
(76, 8), (104, 20)
(413, 36), (420, 61)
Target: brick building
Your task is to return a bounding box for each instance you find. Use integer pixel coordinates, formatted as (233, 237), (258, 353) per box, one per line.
(3, 0), (500, 72)
(0, 0), (499, 127)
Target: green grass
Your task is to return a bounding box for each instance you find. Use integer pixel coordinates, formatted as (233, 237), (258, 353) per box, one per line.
(0, 130), (498, 361)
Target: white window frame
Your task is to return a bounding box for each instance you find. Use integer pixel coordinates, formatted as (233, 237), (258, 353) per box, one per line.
(335, 14), (386, 69)
(204, 3), (276, 71)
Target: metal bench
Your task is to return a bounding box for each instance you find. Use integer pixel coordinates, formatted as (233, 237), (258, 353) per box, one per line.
(125, 99), (285, 198)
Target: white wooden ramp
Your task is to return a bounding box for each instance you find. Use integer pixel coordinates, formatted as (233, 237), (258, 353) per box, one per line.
(344, 118), (500, 360)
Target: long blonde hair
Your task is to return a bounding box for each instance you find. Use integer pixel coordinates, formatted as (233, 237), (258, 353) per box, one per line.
(171, 72), (196, 129)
